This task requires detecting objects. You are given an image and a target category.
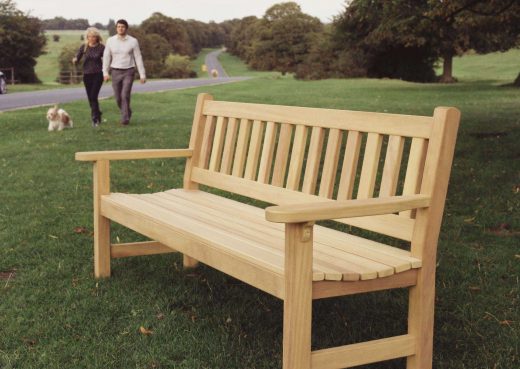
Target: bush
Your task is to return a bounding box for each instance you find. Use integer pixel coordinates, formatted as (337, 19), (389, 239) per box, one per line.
(160, 54), (196, 78)
(57, 44), (81, 84)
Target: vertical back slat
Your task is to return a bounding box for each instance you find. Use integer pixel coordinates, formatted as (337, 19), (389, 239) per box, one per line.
(379, 135), (405, 197)
(232, 119), (252, 177)
(337, 131), (362, 200)
(400, 138), (428, 217)
(357, 133), (383, 199)
(318, 129), (343, 198)
(220, 118), (239, 174)
(244, 120), (264, 180)
(286, 125), (308, 191)
(198, 115), (216, 169)
(271, 124), (293, 187)
(184, 93), (213, 190)
(208, 116), (227, 172)
(302, 127), (325, 194)
(257, 122), (277, 184)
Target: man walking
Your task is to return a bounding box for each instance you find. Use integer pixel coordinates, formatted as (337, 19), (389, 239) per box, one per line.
(103, 19), (146, 126)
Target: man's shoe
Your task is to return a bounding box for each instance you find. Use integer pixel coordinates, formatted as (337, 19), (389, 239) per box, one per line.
(120, 120), (129, 126)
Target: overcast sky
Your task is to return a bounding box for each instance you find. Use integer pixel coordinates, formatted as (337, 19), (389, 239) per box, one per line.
(13, 0), (347, 24)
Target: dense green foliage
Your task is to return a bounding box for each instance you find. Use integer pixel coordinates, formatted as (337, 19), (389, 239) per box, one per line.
(41, 16), (91, 30)
(128, 13), (227, 78)
(226, 2), (322, 76)
(161, 54), (196, 79)
(0, 0), (46, 83)
(250, 2), (322, 75)
(224, 1), (520, 84)
(317, 0), (520, 82)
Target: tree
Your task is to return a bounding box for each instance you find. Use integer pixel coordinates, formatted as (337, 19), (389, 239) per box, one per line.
(0, 0), (46, 83)
(333, 0), (439, 82)
(140, 13), (193, 56)
(41, 16), (89, 30)
(57, 44), (80, 84)
(250, 2), (322, 75)
(334, 0), (520, 83)
(129, 29), (172, 78)
(423, 0), (520, 82)
(226, 16), (259, 62)
(107, 19), (116, 36)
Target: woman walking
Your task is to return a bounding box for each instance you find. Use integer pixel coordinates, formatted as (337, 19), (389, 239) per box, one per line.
(73, 27), (105, 127)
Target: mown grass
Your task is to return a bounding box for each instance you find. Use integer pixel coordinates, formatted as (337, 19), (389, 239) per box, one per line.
(450, 49), (520, 83)
(35, 30), (110, 85)
(217, 52), (283, 78)
(0, 55), (519, 368)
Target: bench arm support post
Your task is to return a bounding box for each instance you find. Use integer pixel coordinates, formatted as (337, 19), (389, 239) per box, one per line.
(93, 160), (111, 278)
(283, 222), (313, 369)
(76, 149), (193, 278)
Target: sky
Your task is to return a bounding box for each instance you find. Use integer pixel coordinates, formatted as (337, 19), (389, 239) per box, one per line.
(13, 0), (347, 25)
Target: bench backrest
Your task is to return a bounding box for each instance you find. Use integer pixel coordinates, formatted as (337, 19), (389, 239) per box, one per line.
(184, 93), (460, 250)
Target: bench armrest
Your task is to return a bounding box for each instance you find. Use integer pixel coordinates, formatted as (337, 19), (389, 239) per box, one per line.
(265, 194), (430, 223)
(75, 149), (193, 162)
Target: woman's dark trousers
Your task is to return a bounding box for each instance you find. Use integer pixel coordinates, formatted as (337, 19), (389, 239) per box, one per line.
(83, 72), (103, 123)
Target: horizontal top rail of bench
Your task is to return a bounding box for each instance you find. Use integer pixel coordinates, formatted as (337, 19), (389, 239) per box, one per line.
(202, 100), (434, 138)
(75, 149), (193, 161)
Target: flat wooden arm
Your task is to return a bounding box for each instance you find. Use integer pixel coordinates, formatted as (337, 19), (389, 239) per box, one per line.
(75, 149), (193, 162)
(265, 194), (430, 223)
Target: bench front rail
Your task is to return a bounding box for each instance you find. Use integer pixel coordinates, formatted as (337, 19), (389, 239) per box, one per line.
(76, 93), (460, 369)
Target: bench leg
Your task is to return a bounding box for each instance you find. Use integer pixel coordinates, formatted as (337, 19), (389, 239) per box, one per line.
(407, 269), (435, 369)
(283, 223), (313, 369)
(93, 160), (111, 278)
(183, 255), (199, 269)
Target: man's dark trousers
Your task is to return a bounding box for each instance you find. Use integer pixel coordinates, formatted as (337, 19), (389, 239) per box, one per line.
(111, 67), (135, 124)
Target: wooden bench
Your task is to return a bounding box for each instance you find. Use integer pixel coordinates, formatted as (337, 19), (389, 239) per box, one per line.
(76, 93), (460, 369)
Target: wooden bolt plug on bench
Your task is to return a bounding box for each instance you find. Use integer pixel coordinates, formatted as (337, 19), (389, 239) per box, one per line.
(76, 93), (460, 369)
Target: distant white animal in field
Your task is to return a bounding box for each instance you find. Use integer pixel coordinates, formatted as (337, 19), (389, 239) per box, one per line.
(46, 105), (73, 131)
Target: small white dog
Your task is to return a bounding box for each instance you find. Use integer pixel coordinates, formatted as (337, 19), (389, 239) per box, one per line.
(46, 105), (73, 131)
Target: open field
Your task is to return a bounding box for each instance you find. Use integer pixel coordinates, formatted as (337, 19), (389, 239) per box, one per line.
(0, 53), (519, 368)
(35, 30), (110, 85)
(450, 49), (520, 83)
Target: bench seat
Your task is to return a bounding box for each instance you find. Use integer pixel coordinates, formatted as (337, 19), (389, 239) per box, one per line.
(77, 93), (460, 368)
(102, 189), (421, 293)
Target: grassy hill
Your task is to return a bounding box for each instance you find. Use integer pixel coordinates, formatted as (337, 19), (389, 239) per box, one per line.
(450, 49), (520, 83)
(35, 30), (109, 84)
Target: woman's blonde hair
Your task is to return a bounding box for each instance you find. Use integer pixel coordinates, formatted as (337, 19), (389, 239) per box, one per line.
(83, 27), (102, 48)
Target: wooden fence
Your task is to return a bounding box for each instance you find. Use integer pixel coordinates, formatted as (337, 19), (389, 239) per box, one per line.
(59, 71), (83, 84)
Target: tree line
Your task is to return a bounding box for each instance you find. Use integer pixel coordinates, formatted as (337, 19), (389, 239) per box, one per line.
(226, 1), (520, 84)
(1, 0), (519, 84)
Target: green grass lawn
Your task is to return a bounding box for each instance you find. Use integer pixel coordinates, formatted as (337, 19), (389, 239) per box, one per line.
(440, 49), (520, 84)
(0, 54), (519, 368)
(35, 30), (109, 85)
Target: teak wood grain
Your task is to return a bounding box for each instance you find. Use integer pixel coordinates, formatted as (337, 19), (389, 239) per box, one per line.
(76, 94), (460, 369)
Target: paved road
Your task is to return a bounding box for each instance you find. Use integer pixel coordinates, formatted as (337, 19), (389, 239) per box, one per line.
(0, 77), (248, 112)
(204, 49), (228, 78)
